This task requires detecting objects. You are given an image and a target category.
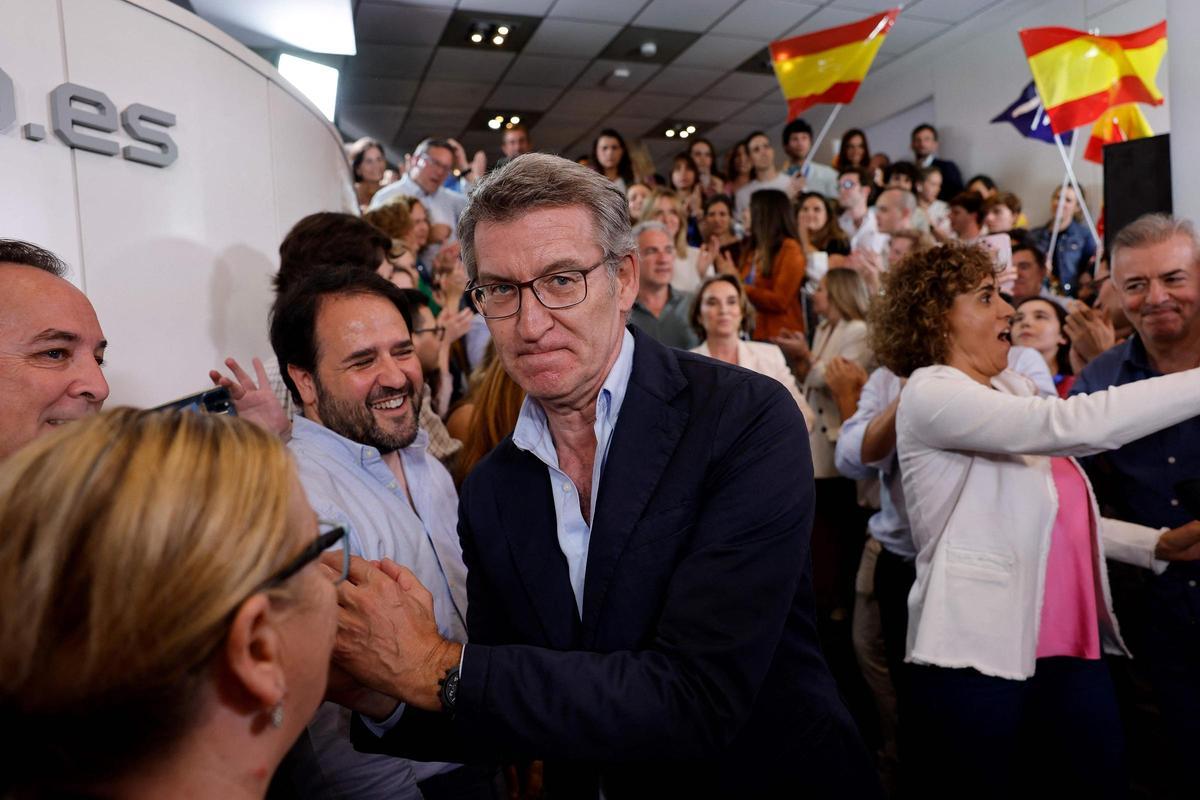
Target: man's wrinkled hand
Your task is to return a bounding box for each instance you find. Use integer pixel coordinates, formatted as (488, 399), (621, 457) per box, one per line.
(320, 554), (462, 712)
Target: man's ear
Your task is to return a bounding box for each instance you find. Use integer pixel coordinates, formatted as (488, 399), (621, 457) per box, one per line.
(616, 253), (639, 312)
(287, 364), (319, 411)
(223, 594), (287, 717)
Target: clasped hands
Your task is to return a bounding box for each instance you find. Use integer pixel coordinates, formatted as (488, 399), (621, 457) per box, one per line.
(318, 554), (463, 718)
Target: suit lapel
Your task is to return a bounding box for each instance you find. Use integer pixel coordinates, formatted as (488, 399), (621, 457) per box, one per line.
(493, 445), (581, 648)
(580, 331), (689, 643)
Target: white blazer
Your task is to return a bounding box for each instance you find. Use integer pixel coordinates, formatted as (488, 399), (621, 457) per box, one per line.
(803, 319), (871, 478)
(897, 364), (1200, 680)
(692, 339), (816, 433)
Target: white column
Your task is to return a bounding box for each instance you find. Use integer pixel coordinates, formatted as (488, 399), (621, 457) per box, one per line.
(1167, 0), (1200, 220)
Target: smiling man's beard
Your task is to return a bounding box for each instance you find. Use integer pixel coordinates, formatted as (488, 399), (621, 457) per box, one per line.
(314, 376), (420, 454)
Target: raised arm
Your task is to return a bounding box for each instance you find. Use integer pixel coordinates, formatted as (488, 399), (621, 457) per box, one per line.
(900, 366), (1200, 458)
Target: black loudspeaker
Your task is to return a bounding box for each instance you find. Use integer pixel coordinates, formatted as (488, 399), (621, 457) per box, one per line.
(1103, 133), (1172, 256)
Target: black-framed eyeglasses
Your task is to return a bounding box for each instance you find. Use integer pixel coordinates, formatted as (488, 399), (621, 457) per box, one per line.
(258, 524), (348, 591)
(412, 325), (446, 340)
(468, 259), (609, 320)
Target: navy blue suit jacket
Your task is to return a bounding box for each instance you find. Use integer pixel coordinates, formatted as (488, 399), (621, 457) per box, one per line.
(357, 327), (876, 797)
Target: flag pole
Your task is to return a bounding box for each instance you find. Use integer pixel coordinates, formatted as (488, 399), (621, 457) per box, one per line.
(801, 103), (845, 174)
(1046, 132), (1078, 271)
(1052, 130), (1100, 246)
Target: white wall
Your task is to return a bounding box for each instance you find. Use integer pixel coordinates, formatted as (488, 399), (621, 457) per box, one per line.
(806, 0), (1169, 229)
(1167, 0), (1199, 220)
(0, 0), (356, 406)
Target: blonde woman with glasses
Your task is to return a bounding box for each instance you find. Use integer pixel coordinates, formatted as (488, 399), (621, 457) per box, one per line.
(0, 408), (346, 799)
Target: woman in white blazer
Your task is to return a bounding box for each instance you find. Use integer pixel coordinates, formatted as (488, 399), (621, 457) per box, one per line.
(688, 274), (814, 432)
(871, 243), (1200, 798)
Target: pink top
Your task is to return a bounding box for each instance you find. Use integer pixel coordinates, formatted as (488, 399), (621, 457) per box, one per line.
(1036, 458), (1101, 660)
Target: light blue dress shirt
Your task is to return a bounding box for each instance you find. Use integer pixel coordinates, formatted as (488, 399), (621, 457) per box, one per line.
(510, 328), (636, 615)
(288, 414), (467, 793)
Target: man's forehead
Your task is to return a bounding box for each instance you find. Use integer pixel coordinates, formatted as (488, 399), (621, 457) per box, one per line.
(0, 265), (104, 339)
(1114, 235), (1199, 276)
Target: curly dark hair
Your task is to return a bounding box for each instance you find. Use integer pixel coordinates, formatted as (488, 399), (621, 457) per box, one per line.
(869, 242), (998, 377)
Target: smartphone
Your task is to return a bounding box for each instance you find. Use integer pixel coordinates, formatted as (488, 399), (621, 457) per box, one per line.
(153, 387), (237, 416)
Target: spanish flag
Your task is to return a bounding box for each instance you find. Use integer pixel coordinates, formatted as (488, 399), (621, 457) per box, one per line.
(1084, 104), (1154, 164)
(1019, 20), (1166, 135)
(770, 9), (899, 122)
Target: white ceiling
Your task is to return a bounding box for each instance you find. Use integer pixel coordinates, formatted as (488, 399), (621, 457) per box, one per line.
(190, 0), (1018, 168)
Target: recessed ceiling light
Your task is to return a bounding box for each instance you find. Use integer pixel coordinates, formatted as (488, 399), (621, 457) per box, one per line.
(493, 34), (505, 45)
(510, 116), (520, 124)
(665, 129), (675, 137)
(679, 130), (690, 138)
(686, 125), (696, 134)
(488, 118), (502, 130)
(497, 25), (510, 36)
(470, 32), (483, 43)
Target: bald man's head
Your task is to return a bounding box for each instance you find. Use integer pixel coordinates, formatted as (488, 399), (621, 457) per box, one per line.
(0, 259), (109, 458)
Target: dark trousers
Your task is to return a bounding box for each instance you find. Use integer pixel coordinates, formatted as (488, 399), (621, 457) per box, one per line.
(907, 658), (1128, 800)
(872, 545), (915, 702)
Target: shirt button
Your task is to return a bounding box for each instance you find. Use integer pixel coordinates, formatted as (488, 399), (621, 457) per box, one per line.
(562, 483), (571, 493)
(388, 482), (397, 490)
(1168, 456), (1177, 464)
(1171, 499), (1180, 507)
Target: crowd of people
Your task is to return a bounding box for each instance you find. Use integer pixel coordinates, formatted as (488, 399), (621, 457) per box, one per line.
(2, 113), (1199, 800)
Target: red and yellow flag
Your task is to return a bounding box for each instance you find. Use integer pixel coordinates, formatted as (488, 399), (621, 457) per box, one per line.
(770, 9), (899, 121)
(1084, 103), (1154, 164)
(1019, 20), (1166, 135)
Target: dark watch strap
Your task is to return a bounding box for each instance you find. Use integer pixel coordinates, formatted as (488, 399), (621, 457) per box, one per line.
(438, 664), (460, 713)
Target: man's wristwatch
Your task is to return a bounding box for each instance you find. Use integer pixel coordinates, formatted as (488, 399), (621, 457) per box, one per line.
(438, 664), (460, 713)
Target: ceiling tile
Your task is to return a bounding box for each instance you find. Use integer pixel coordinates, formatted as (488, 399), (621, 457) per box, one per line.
(673, 34), (767, 70)
(704, 120), (762, 152)
(551, 87), (629, 117)
(457, 0), (556, 14)
(345, 43), (434, 76)
(598, 26), (700, 64)
(403, 106), (475, 131)
(486, 84), (564, 111)
(425, 47), (514, 82)
(704, 71), (778, 101)
(825, 0), (906, 11)
(413, 79), (495, 108)
(548, 0), (646, 24)
(339, 103), (409, 140)
(878, 16), (950, 55)
(673, 96), (752, 121)
(340, 76), (419, 105)
(615, 92), (690, 118)
(574, 59), (661, 91)
(909, 0), (1002, 23)
(633, 0), (740, 33)
(504, 54), (590, 87)
(355, 2), (450, 45)
(783, 6), (875, 37)
(737, 99), (789, 126)
(640, 66), (724, 96)
(710, 0), (821, 41)
(458, 130), (497, 153)
(599, 115), (665, 139)
(524, 19), (622, 59)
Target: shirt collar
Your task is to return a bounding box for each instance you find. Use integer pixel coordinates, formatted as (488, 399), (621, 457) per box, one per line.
(399, 173), (436, 200)
(1121, 333), (1155, 373)
(513, 328), (636, 457)
(291, 413), (431, 468)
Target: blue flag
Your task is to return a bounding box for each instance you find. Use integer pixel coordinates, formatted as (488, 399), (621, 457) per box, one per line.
(990, 81), (1073, 144)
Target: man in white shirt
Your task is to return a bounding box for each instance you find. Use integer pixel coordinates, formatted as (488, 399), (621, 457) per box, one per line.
(369, 138), (468, 261)
(782, 119), (838, 199)
(838, 166), (888, 256)
(735, 130), (794, 217)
